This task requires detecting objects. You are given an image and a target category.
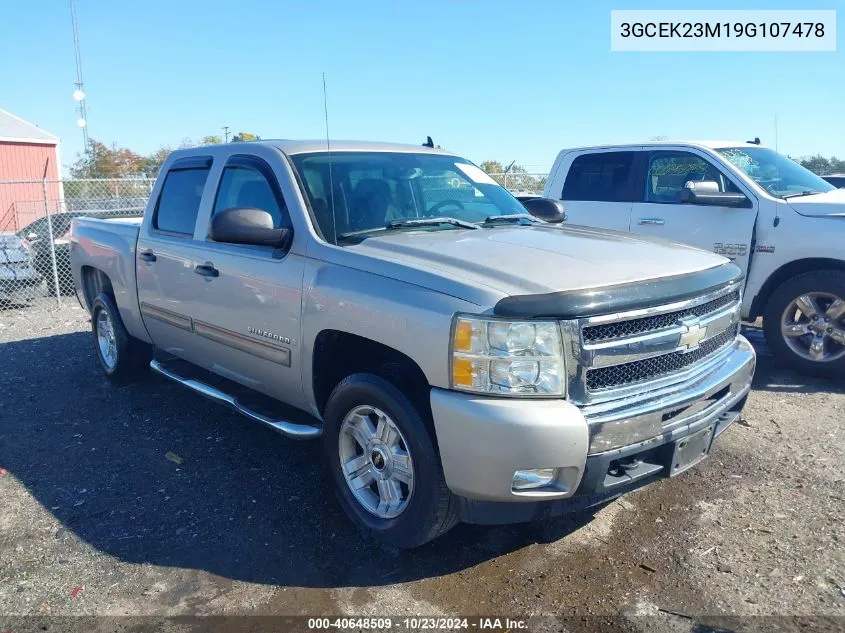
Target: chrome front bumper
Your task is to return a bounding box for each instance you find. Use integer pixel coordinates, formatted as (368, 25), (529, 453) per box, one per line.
(432, 336), (755, 520)
(582, 335), (756, 454)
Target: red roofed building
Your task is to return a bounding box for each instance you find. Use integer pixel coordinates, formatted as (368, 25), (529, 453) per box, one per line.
(0, 109), (63, 232)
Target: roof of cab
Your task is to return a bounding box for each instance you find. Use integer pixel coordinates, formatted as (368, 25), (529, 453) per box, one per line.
(268, 139), (456, 155)
(559, 140), (762, 154)
(162, 139), (458, 167)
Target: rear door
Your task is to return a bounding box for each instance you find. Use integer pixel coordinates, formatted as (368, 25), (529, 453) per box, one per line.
(556, 150), (639, 231)
(186, 152), (306, 407)
(136, 156), (213, 363)
(629, 149), (758, 275)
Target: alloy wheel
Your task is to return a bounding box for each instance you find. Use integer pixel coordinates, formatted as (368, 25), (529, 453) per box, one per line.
(96, 309), (118, 370)
(338, 405), (414, 519)
(781, 292), (845, 363)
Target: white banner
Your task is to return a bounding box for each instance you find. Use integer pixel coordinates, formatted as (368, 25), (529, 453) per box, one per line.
(611, 10), (836, 52)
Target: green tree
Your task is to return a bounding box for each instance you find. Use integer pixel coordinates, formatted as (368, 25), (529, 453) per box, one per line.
(139, 146), (172, 177)
(480, 160), (505, 175)
(200, 135), (223, 145)
(795, 155), (845, 175)
(71, 139), (146, 179)
(231, 131), (260, 142)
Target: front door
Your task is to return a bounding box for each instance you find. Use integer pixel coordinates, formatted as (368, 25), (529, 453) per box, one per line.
(630, 150), (758, 275)
(187, 153), (306, 408)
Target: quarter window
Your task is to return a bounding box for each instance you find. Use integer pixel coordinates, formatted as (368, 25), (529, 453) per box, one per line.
(154, 167), (210, 235)
(213, 166), (285, 227)
(645, 152), (740, 203)
(561, 152), (635, 202)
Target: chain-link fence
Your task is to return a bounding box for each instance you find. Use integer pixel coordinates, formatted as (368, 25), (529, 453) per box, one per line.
(488, 172), (548, 195)
(0, 178), (153, 310)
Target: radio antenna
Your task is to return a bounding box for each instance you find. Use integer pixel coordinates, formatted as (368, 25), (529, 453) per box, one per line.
(322, 73), (337, 244)
(773, 113), (781, 227)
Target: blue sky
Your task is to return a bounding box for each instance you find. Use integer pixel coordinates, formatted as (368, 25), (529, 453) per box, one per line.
(2, 0), (842, 174)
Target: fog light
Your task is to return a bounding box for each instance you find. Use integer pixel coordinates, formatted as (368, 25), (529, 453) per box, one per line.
(512, 468), (557, 490)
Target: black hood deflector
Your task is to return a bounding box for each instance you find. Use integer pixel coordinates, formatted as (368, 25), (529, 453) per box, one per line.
(493, 262), (743, 319)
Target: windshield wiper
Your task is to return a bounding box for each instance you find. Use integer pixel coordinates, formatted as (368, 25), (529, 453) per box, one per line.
(782, 190), (822, 199)
(338, 217), (478, 240)
(386, 217), (479, 230)
(481, 214), (540, 225)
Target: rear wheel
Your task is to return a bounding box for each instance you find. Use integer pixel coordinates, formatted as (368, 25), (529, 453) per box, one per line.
(90, 293), (151, 382)
(323, 373), (457, 548)
(763, 271), (845, 377)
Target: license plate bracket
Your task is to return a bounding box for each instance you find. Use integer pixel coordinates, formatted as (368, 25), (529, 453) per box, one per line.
(669, 425), (714, 477)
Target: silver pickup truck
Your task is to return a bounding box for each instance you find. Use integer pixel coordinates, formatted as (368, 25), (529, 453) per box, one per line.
(70, 140), (756, 548)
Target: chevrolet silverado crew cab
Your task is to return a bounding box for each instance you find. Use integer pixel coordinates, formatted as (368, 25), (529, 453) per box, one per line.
(545, 141), (845, 377)
(70, 140), (755, 547)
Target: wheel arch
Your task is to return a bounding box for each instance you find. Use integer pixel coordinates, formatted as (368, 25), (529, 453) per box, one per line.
(311, 330), (433, 428)
(80, 266), (115, 312)
(749, 258), (845, 320)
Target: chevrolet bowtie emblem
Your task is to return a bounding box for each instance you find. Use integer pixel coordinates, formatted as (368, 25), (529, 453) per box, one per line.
(678, 319), (707, 351)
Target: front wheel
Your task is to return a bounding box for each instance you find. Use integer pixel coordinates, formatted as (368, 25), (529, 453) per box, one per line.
(322, 373), (457, 548)
(763, 271), (845, 377)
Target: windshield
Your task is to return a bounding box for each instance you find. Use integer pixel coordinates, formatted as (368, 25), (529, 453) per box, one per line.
(717, 147), (835, 199)
(290, 152), (527, 243)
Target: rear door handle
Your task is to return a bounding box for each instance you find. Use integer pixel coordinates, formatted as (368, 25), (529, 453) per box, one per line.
(194, 264), (219, 278)
(139, 250), (156, 262)
(638, 218), (665, 226)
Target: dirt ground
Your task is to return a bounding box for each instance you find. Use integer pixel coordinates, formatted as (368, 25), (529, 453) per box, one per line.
(1, 300), (843, 632)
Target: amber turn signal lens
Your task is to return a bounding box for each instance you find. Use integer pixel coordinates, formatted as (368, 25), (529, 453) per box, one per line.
(453, 319), (473, 352)
(452, 357), (473, 386)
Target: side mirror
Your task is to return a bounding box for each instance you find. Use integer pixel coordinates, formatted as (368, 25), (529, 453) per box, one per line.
(521, 197), (567, 223)
(210, 208), (291, 248)
(680, 181), (749, 208)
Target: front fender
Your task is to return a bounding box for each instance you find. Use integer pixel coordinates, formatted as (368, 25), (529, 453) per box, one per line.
(300, 259), (481, 414)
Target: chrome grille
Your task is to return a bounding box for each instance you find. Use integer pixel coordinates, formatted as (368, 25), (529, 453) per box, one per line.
(586, 325), (738, 390)
(583, 289), (740, 342)
(568, 282), (743, 401)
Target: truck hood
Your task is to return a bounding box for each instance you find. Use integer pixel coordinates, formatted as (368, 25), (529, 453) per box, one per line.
(345, 224), (729, 298)
(786, 188), (845, 217)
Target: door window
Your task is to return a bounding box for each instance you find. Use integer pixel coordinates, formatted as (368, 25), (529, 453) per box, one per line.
(561, 152), (635, 202)
(212, 165), (287, 228)
(645, 152), (740, 203)
(154, 168), (210, 235)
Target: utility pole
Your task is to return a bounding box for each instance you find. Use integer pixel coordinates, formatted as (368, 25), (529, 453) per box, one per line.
(222, 126), (230, 143)
(70, 0), (89, 150)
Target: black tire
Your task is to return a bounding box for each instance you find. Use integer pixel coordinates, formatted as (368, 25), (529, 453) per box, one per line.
(763, 270), (845, 377)
(322, 373), (458, 548)
(90, 293), (152, 382)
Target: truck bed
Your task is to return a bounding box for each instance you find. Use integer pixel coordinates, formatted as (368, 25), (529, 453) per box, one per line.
(70, 216), (149, 343)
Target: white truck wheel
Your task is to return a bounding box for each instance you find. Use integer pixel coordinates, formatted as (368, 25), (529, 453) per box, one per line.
(763, 271), (845, 377)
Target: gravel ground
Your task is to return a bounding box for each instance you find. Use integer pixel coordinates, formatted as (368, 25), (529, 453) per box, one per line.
(1, 299), (843, 632)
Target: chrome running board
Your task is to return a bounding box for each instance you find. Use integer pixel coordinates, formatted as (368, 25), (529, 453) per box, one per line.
(150, 360), (321, 439)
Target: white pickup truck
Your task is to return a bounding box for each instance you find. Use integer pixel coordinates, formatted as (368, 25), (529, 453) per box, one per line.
(545, 142), (845, 376)
(70, 140), (755, 547)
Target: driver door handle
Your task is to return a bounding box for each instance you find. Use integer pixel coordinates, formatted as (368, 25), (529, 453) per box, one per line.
(638, 217), (665, 226)
(194, 264), (219, 278)
(139, 250), (156, 263)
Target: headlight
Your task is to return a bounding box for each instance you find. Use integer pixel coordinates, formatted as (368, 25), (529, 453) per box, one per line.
(450, 315), (565, 396)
